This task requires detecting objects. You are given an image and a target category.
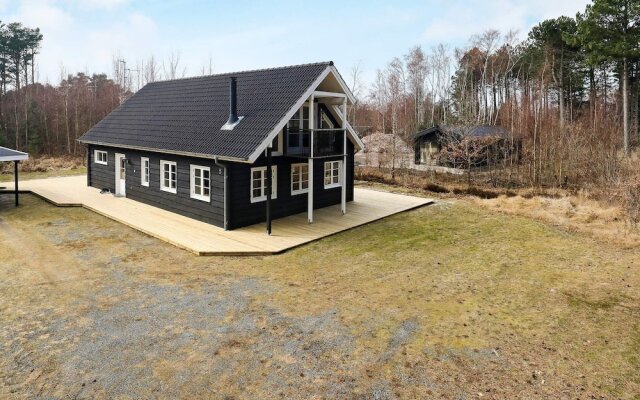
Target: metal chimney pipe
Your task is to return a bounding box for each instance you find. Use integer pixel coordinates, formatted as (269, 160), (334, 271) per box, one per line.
(228, 77), (238, 125)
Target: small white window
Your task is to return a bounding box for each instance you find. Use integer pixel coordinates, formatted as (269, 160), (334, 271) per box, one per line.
(141, 157), (149, 187)
(94, 150), (107, 165)
(324, 160), (342, 189)
(250, 166), (277, 203)
(291, 163), (309, 195)
(160, 160), (177, 194)
(190, 165), (211, 202)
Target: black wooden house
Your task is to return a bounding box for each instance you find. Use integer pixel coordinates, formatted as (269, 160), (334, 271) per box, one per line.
(78, 62), (364, 232)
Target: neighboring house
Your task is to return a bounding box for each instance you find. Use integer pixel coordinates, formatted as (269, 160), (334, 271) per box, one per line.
(355, 132), (414, 169)
(78, 62), (364, 232)
(413, 125), (514, 167)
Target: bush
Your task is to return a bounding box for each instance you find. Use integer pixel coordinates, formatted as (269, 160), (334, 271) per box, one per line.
(622, 171), (640, 226)
(452, 187), (500, 199)
(424, 183), (450, 194)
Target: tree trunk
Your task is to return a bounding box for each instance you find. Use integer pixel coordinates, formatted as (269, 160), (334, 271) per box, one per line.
(558, 52), (565, 128)
(623, 58), (629, 155)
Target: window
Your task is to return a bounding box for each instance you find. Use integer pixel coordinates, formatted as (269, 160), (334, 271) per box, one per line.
(250, 166), (277, 203)
(190, 165), (211, 202)
(324, 160), (342, 189)
(320, 109), (334, 129)
(291, 163), (309, 195)
(160, 160), (177, 193)
(141, 157), (149, 187)
(94, 150), (107, 165)
(287, 105), (309, 133)
(287, 104), (310, 153)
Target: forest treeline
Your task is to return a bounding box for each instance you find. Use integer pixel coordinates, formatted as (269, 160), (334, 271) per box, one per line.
(351, 0), (640, 191)
(1, 0), (639, 195)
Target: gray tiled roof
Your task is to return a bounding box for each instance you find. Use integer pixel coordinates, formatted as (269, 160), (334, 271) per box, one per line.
(414, 125), (511, 141)
(0, 146), (28, 160)
(78, 62), (332, 161)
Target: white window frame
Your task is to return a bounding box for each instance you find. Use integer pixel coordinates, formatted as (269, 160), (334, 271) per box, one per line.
(160, 160), (177, 194)
(94, 150), (107, 165)
(250, 166), (277, 203)
(320, 110), (334, 129)
(190, 165), (211, 202)
(324, 160), (342, 189)
(141, 157), (149, 187)
(286, 103), (310, 150)
(291, 163), (309, 195)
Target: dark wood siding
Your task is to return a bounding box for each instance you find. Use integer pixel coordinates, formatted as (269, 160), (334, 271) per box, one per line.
(88, 145), (225, 227)
(227, 142), (355, 229)
(87, 141), (356, 230)
(88, 144), (116, 192)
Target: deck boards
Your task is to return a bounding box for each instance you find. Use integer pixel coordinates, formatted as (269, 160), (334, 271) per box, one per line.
(4, 175), (433, 255)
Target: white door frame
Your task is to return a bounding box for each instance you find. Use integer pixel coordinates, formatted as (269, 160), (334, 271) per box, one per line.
(115, 153), (126, 197)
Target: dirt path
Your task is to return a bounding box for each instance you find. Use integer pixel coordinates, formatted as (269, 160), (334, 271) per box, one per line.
(0, 217), (89, 288)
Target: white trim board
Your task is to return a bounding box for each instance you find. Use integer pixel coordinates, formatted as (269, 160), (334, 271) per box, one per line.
(0, 154), (29, 162)
(247, 66), (363, 163)
(328, 65), (357, 104)
(331, 105), (365, 151)
(0, 146), (29, 162)
(247, 66), (332, 163)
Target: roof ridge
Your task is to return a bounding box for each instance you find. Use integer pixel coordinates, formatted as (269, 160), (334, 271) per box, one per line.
(146, 61), (333, 85)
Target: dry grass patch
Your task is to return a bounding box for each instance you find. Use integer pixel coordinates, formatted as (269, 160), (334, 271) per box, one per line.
(1, 194), (639, 398)
(475, 191), (640, 247)
(0, 156), (85, 182)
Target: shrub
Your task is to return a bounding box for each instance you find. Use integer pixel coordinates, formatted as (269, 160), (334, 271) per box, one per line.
(622, 171), (640, 226)
(424, 183), (450, 194)
(452, 187), (500, 199)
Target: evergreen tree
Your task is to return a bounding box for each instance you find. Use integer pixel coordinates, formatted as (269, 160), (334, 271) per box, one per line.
(577, 0), (640, 154)
(529, 16), (581, 127)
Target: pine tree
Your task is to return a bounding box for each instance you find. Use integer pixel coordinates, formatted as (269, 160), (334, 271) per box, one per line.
(577, 0), (640, 154)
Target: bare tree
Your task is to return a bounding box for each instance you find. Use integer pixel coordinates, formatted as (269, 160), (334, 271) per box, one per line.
(200, 54), (214, 76)
(348, 61), (363, 126)
(144, 55), (161, 84)
(405, 45), (427, 130)
(163, 51), (186, 80)
(439, 125), (498, 185)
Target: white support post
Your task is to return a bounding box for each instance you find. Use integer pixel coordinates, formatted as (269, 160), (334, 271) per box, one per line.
(308, 94), (315, 223)
(341, 98), (347, 214)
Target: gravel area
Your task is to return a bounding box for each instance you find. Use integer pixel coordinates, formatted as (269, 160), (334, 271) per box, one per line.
(2, 194), (639, 399)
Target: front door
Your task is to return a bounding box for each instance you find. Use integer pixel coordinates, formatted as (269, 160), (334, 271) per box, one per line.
(115, 153), (126, 196)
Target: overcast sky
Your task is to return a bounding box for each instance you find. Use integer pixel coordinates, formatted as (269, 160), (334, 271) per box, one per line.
(2, 0), (591, 87)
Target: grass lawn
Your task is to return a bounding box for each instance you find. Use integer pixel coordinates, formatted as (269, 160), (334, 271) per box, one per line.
(0, 191), (638, 399)
(0, 167), (86, 183)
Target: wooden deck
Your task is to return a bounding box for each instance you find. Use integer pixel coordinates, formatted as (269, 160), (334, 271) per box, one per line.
(3, 175), (433, 255)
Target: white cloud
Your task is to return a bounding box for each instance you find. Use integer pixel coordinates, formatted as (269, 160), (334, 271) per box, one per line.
(421, 0), (590, 47)
(73, 0), (130, 10)
(9, 0), (74, 31)
(83, 12), (159, 74)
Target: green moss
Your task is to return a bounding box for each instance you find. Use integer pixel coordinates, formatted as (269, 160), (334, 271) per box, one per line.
(565, 292), (623, 310)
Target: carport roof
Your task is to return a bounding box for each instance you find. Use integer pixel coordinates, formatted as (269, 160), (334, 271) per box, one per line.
(0, 146), (28, 162)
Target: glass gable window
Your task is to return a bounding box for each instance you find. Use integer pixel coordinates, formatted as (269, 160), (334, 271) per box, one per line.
(287, 104), (310, 154)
